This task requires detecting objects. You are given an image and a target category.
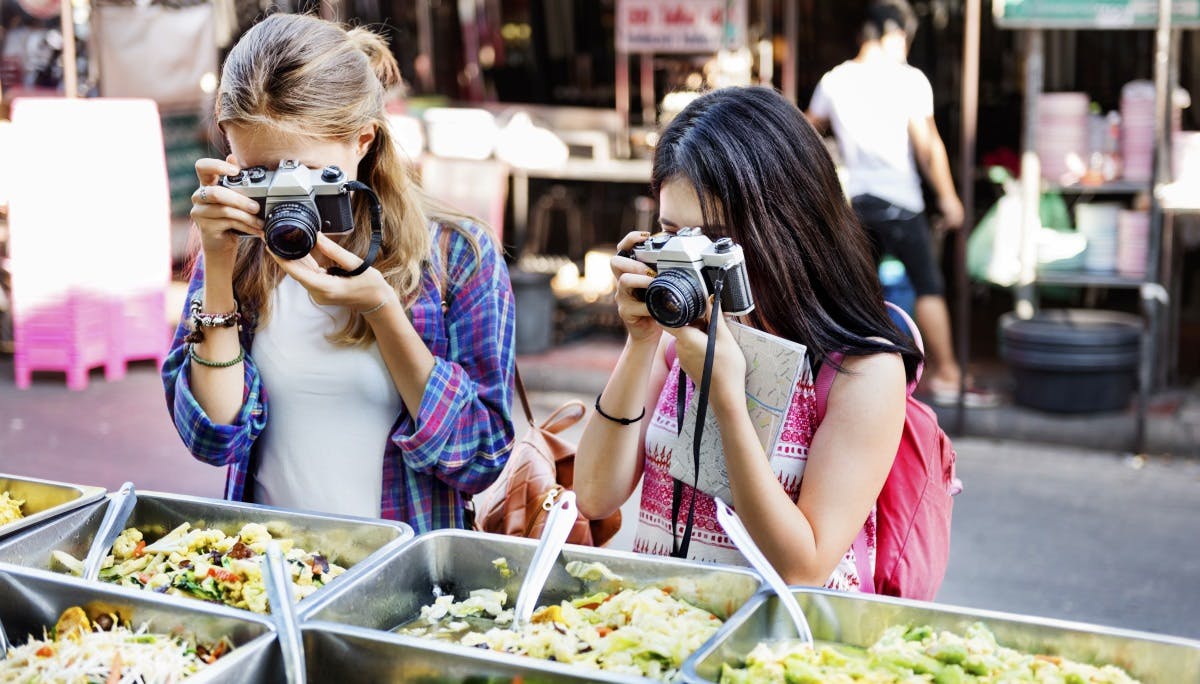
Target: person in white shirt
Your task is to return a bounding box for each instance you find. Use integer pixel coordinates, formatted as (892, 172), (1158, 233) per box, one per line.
(807, 0), (995, 407)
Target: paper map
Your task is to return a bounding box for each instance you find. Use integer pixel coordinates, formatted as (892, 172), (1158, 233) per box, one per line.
(668, 321), (809, 502)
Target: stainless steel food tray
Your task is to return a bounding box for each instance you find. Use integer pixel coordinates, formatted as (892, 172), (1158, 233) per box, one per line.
(0, 473), (106, 540)
(683, 587), (1200, 683)
(0, 490), (414, 612)
(221, 622), (626, 683)
(0, 562), (275, 683)
(301, 528), (764, 683)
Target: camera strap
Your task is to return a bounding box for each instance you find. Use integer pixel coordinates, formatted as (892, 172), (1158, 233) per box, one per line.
(326, 180), (383, 278)
(670, 266), (728, 559)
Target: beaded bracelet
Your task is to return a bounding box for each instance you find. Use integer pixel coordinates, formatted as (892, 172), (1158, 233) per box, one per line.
(189, 344), (245, 368)
(185, 298), (241, 344)
(189, 298), (241, 328)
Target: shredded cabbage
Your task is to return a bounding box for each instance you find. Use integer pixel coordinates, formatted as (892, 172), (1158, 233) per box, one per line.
(0, 613), (231, 683)
(0, 491), (25, 527)
(398, 585), (723, 681)
(719, 623), (1142, 683)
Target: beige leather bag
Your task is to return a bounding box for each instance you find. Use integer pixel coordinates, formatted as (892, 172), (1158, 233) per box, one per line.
(472, 371), (622, 546)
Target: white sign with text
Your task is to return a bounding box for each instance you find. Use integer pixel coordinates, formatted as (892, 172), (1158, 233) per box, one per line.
(617, 0), (748, 53)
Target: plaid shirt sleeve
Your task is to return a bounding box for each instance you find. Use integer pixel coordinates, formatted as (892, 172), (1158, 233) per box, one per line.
(391, 225), (515, 496)
(161, 254), (267, 471)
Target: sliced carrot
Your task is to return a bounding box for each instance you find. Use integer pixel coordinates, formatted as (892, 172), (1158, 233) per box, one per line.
(35, 645), (54, 657)
(106, 652), (123, 684)
(131, 540), (146, 559)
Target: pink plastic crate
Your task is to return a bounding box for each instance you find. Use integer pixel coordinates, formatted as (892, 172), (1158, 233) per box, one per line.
(14, 292), (112, 390)
(13, 289), (168, 390)
(106, 290), (170, 382)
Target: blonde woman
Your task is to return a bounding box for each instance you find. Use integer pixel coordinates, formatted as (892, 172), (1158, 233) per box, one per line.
(163, 14), (515, 531)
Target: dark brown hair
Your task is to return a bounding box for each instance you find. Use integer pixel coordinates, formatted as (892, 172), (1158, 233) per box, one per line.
(652, 86), (922, 380)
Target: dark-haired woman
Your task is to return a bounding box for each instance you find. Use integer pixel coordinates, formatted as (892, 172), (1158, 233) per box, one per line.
(575, 87), (920, 591)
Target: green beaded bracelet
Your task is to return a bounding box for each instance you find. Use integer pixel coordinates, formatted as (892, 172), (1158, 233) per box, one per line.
(189, 344), (245, 368)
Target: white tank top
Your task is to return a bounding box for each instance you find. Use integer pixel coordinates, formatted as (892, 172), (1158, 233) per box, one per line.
(251, 276), (401, 518)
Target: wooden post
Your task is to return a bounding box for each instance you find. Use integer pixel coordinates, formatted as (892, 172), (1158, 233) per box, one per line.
(1015, 31), (1043, 320)
(60, 0), (78, 98)
(954, 0), (981, 432)
(782, 0), (797, 102)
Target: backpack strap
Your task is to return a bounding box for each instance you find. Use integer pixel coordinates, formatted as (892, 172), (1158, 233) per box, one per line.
(815, 301), (925, 421)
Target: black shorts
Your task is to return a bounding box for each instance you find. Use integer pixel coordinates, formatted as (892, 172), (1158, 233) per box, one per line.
(851, 194), (945, 298)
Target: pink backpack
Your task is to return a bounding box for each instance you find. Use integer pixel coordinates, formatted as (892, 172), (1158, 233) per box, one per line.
(815, 304), (961, 601)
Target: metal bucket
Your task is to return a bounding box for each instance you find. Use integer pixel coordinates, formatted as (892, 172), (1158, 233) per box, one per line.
(0, 490), (413, 612)
(682, 587), (1200, 683)
(0, 473), (106, 540)
(301, 529), (763, 683)
(0, 562), (275, 683)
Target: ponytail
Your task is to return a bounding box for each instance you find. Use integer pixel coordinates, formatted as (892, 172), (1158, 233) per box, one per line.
(346, 27), (403, 92)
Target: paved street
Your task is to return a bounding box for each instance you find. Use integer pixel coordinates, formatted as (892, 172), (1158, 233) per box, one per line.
(1, 359), (1198, 640)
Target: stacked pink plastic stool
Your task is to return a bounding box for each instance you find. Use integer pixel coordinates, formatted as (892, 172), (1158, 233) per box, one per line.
(9, 97), (172, 390)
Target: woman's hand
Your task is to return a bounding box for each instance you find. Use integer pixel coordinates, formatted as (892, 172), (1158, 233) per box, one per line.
(662, 305), (747, 410)
(611, 231), (662, 346)
(271, 233), (397, 313)
(191, 155), (265, 263)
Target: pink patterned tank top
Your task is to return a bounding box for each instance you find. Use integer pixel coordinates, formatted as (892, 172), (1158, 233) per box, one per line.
(632, 355), (876, 592)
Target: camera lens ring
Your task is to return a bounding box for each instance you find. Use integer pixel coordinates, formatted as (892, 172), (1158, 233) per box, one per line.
(264, 202), (320, 260)
(645, 269), (707, 328)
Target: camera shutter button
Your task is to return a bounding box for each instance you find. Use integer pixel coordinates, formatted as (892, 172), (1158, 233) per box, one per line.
(226, 171), (246, 184)
(321, 166), (344, 182)
(714, 237), (734, 253)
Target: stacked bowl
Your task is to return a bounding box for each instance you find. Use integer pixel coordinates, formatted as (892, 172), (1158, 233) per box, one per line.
(1117, 209), (1151, 279)
(1037, 93), (1090, 183)
(1075, 202), (1120, 273)
(1120, 81), (1157, 183)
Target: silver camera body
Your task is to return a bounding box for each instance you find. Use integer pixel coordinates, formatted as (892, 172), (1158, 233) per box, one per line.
(221, 159), (354, 259)
(632, 228), (754, 327)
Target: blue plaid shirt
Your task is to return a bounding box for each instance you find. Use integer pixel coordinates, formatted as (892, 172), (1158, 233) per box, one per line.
(162, 222), (515, 532)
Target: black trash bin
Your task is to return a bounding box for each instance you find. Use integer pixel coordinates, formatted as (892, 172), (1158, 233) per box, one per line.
(510, 268), (556, 355)
(999, 309), (1142, 413)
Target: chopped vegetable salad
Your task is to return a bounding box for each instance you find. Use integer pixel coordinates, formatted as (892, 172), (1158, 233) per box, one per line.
(52, 522), (345, 613)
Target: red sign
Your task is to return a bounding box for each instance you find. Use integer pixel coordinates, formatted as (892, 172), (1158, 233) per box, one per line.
(617, 0), (747, 53)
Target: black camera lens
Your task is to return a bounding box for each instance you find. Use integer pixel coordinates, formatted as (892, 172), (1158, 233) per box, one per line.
(264, 202), (320, 260)
(645, 269), (707, 328)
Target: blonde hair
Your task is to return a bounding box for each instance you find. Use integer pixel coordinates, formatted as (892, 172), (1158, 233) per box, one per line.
(216, 13), (477, 345)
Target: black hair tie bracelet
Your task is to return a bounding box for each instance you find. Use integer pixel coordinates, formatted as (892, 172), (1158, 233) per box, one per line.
(595, 394), (646, 425)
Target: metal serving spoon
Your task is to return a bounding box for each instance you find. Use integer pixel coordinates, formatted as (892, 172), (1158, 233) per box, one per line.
(714, 497), (814, 646)
(83, 482), (137, 581)
(0, 614), (10, 660)
(264, 541), (307, 684)
(511, 490), (578, 630)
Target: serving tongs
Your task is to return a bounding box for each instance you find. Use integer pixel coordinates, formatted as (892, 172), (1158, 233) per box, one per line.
(82, 482), (137, 581)
(264, 541), (307, 684)
(714, 497), (814, 646)
(0, 614), (10, 660)
(511, 490), (578, 630)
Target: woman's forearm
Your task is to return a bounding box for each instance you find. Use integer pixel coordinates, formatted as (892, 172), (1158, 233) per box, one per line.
(364, 299), (436, 414)
(190, 255), (248, 425)
(575, 336), (660, 519)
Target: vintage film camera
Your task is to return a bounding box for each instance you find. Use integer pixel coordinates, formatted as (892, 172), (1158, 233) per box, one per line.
(631, 228), (754, 328)
(221, 160), (356, 260)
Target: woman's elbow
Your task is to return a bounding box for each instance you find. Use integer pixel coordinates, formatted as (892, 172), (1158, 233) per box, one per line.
(575, 482), (621, 520)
